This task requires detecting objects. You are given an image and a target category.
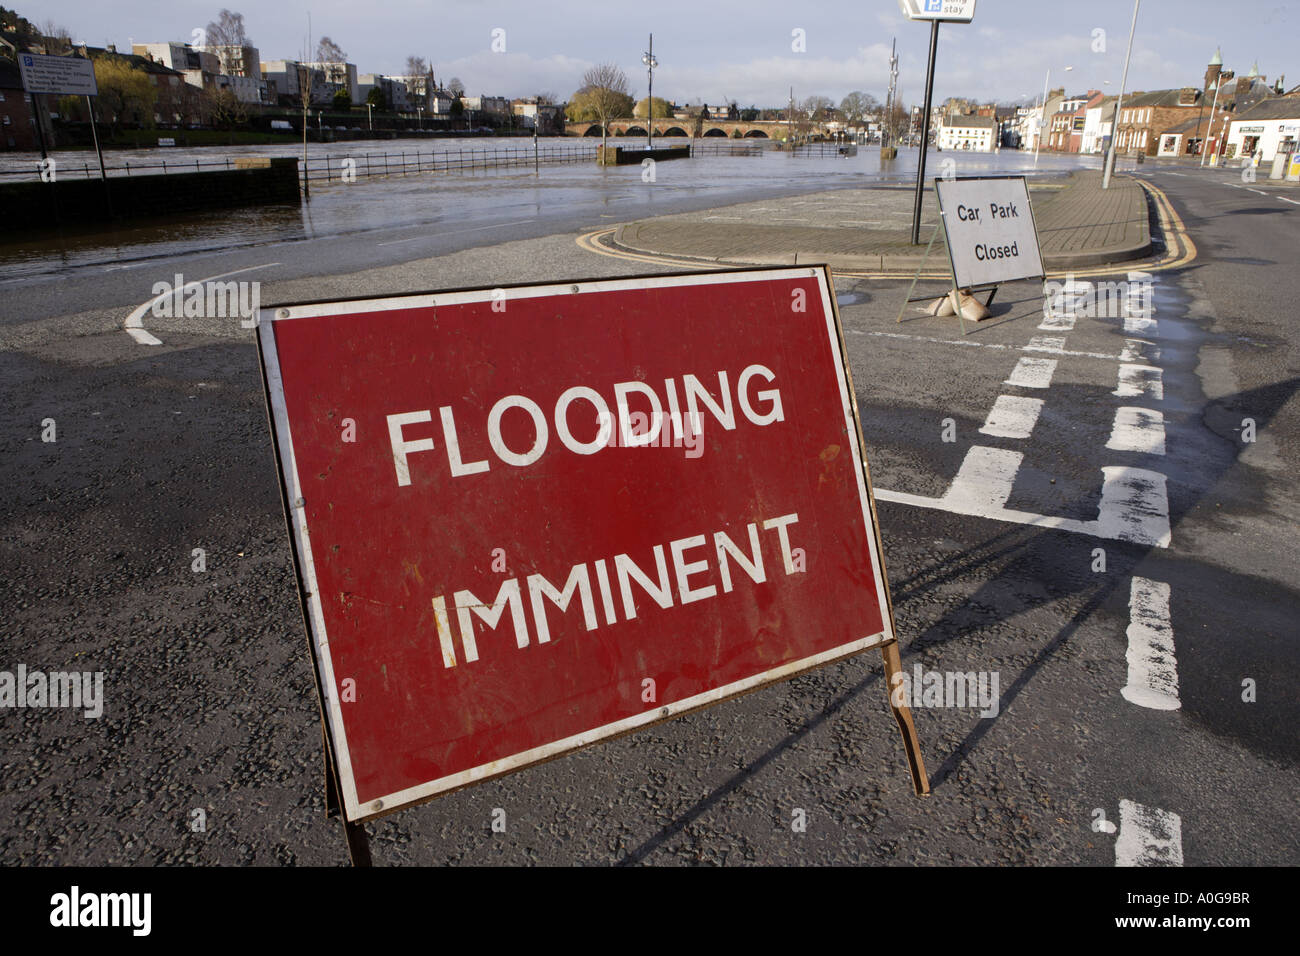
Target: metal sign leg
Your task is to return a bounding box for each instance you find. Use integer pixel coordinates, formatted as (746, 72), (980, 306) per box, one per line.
(323, 725), (373, 866)
(880, 641), (931, 796)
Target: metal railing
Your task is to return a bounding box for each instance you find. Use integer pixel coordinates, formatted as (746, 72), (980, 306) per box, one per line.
(0, 157), (244, 181)
(0, 140), (767, 184)
(301, 145), (600, 184)
(689, 142), (766, 156)
(784, 142), (859, 157)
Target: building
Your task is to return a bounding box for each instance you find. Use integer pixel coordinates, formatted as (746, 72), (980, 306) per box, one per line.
(0, 57), (38, 150)
(1226, 93), (1300, 163)
(460, 95), (510, 116)
(302, 60), (357, 103)
(1046, 92), (1100, 151)
(198, 43), (260, 79)
(512, 98), (564, 134)
(937, 114), (996, 151)
(1081, 95), (1117, 153)
(1020, 87), (1064, 152)
(136, 42), (265, 104)
(261, 60), (330, 106)
(1113, 88), (1203, 156)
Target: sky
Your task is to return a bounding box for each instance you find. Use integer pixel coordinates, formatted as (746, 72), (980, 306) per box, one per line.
(30, 0), (1296, 109)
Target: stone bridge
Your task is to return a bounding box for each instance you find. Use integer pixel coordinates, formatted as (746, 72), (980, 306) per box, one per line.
(566, 119), (785, 139)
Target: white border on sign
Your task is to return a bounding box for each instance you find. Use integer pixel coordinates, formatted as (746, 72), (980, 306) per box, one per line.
(259, 267), (895, 822)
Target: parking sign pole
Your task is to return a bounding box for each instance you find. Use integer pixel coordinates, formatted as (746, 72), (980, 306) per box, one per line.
(910, 19), (940, 244)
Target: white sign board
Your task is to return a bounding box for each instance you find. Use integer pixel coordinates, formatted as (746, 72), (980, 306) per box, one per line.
(935, 176), (1045, 288)
(17, 53), (98, 97)
(898, 0), (977, 22)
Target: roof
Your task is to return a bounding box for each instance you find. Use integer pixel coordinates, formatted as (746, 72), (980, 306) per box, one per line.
(943, 114), (996, 129)
(1125, 88), (1201, 108)
(1209, 47), (1222, 66)
(1231, 94), (1300, 121)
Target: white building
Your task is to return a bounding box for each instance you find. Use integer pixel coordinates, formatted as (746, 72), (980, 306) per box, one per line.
(303, 60), (357, 103)
(1227, 94), (1300, 163)
(134, 41), (265, 103)
(261, 60), (331, 106)
(460, 95), (510, 115)
(1081, 95), (1117, 154)
(938, 114), (995, 151)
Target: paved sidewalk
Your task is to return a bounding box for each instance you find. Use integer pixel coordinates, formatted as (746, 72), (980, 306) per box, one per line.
(611, 170), (1151, 273)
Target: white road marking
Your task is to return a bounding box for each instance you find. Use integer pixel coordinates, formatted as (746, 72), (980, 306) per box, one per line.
(943, 446), (1020, 512)
(853, 330), (1120, 361)
(124, 263), (279, 346)
(1025, 335), (1067, 354)
(1115, 800), (1184, 866)
(873, 455), (1171, 547)
(979, 395), (1044, 439)
(1038, 312), (1076, 331)
(1119, 339), (1159, 364)
(1096, 466), (1171, 546)
(1246, 187), (1268, 195)
(1281, 197), (1300, 206)
(1106, 407), (1166, 456)
(1005, 357), (1057, 389)
(1123, 314), (1157, 334)
(1114, 365), (1164, 400)
(376, 218), (537, 246)
(1122, 577), (1180, 710)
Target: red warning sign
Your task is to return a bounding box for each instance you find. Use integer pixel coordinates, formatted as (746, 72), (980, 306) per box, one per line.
(258, 267), (898, 821)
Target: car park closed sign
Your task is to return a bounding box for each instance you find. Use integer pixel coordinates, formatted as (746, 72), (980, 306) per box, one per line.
(258, 267), (921, 823)
(935, 176), (1045, 288)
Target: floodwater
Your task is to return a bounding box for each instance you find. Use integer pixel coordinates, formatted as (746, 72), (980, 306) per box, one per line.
(0, 137), (1119, 281)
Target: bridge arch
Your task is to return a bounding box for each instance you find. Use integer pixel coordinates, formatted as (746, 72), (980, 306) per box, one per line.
(743, 129), (770, 138)
(702, 127), (728, 137)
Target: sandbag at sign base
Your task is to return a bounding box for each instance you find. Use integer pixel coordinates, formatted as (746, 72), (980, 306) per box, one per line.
(927, 289), (991, 322)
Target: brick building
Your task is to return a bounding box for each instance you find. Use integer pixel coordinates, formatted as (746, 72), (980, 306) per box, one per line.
(0, 58), (38, 150)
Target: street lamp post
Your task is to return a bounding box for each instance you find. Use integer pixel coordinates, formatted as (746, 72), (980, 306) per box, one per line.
(1035, 65), (1071, 167)
(1103, 0), (1141, 189)
(1200, 79), (1221, 167)
(642, 35), (658, 150)
(366, 102), (373, 131)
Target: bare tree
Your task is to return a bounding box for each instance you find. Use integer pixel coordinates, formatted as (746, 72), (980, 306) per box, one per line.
(404, 56), (428, 110)
(205, 9), (250, 48)
(581, 62), (629, 153)
(205, 9), (253, 75)
(38, 19), (73, 55)
(316, 36), (346, 64)
(448, 76), (465, 97)
(839, 91), (878, 128)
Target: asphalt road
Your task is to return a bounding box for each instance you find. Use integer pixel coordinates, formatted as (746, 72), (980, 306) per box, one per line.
(0, 159), (1295, 865)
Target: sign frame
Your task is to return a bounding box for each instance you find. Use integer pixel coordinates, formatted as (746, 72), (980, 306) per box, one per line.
(898, 0), (977, 23)
(17, 51), (98, 96)
(256, 266), (929, 854)
(935, 174), (1046, 292)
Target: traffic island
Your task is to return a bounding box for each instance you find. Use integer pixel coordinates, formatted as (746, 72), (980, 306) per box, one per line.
(605, 170), (1156, 274)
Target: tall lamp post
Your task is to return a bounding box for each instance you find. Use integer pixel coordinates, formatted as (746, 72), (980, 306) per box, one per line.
(642, 35), (658, 149)
(366, 101), (373, 131)
(1199, 78), (1221, 167)
(1103, 0), (1141, 189)
(1035, 65), (1071, 167)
